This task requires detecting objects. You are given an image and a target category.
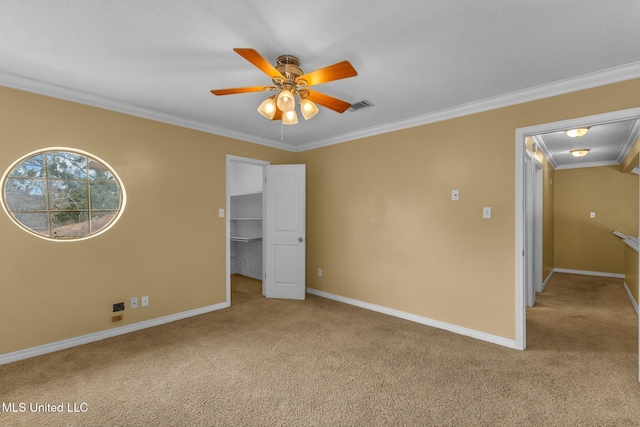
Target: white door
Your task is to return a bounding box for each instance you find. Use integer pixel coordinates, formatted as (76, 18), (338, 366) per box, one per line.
(265, 164), (306, 299)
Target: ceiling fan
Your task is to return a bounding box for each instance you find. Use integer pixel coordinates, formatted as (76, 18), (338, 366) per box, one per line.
(211, 48), (358, 125)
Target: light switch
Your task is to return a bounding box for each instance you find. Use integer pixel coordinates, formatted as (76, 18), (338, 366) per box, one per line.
(452, 190), (459, 201)
(219, 209), (225, 218)
(483, 207), (492, 219)
(590, 212), (595, 218)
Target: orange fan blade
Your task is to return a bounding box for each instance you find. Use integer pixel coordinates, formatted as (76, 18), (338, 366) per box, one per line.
(210, 86), (275, 96)
(306, 89), (351, 113)
(233, 48), (285, 81)
(271, 107), (283, 121)
(296, 61), (357, 86)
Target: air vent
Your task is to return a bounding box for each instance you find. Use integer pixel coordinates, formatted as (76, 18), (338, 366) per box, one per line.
(349, 100), (374, 112)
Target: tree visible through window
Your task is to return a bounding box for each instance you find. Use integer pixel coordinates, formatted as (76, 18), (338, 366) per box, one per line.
(1, 148), (125, 240)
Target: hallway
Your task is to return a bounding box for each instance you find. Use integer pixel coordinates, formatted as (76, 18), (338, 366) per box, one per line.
(527, 272), (637, 353)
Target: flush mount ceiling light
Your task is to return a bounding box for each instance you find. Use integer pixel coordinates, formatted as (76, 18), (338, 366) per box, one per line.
(566, 127), (590, 138)
(211, 48), (358, 125)
(570, 149), (590, 157)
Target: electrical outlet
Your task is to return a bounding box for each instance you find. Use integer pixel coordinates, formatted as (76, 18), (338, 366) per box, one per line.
(483, 207), (492, 219)
(141, 296), (149, 307)
(112, 315), (123, 322)
(130, 297), (138, 309)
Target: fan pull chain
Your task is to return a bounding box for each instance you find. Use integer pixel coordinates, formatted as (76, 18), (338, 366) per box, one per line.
(281, 122), (284, 141)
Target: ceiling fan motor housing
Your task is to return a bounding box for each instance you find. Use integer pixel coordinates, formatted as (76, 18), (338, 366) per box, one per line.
(275, 55), (303, 84)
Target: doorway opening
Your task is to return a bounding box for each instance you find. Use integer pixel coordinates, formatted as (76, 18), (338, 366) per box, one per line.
(515, 107), (640, 345)
(226, 156), (307, 304)
(226, 155), (269, 305)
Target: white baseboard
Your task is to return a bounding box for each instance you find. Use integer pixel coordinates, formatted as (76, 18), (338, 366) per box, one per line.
(540, 270), (554, 292)
(234, 272), (261, 281)
(305, 288), (518, 350)
(553, 268), (624, 279)
(0, 301), (230, 366)
(623, 282), (640, 315)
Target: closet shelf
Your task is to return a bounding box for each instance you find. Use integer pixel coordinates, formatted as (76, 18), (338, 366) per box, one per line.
(230, 190), (262, 196)
(230, 217), (262, 221)
(614, 231), (639, 252)
(231, 236), (262, 243)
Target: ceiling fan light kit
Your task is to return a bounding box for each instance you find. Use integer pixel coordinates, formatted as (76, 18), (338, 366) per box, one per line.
(300, 97), (319, 120)
(257, 96), (277, 119)
(276, 88), (296, 112)
(212, 48), (358, 125)
(282, 110), (299, 125)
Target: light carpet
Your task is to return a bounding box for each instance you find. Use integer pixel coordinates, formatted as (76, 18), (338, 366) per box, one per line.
(0, 273), (638, 426)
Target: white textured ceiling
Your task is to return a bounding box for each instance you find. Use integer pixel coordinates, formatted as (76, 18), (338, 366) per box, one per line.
(534, 120), (640, 169)
(1, 1), (640, 153)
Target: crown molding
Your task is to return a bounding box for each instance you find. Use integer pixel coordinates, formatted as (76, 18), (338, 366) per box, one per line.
(2, 60), (640, 153)
(554, 160), (620, 170)
(0, 71), (297, 152)
(615, 119), (640, 163)
(302, 61), (640, 151)
(531, 134), (558, 169)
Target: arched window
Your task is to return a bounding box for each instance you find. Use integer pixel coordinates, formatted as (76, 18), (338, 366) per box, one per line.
(1, 148), (126, 241)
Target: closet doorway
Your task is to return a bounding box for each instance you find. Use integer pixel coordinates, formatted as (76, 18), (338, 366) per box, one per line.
(226, 155), (307, 304)
(226, 156), (269, 303)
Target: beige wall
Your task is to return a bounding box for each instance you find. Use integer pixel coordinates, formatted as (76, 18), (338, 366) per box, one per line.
(554, 166), (638, 274)
(624, 245), (639, 307)
(299, 78), (640, 340)
(0, 87), (296, 355)
(621, 137), (640, 173)
(299, 120), (516, 337)
(2, 77), (640, 355)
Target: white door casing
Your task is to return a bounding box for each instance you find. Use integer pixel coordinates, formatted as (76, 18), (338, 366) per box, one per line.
(524, 152), (535, 307)
(533, 160), (543, 293)
(524, 151), (543, 308)
(265, 164), (306, 300)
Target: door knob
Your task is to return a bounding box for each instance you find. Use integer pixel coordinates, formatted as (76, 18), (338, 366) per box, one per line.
(298, 237), (304, 242)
